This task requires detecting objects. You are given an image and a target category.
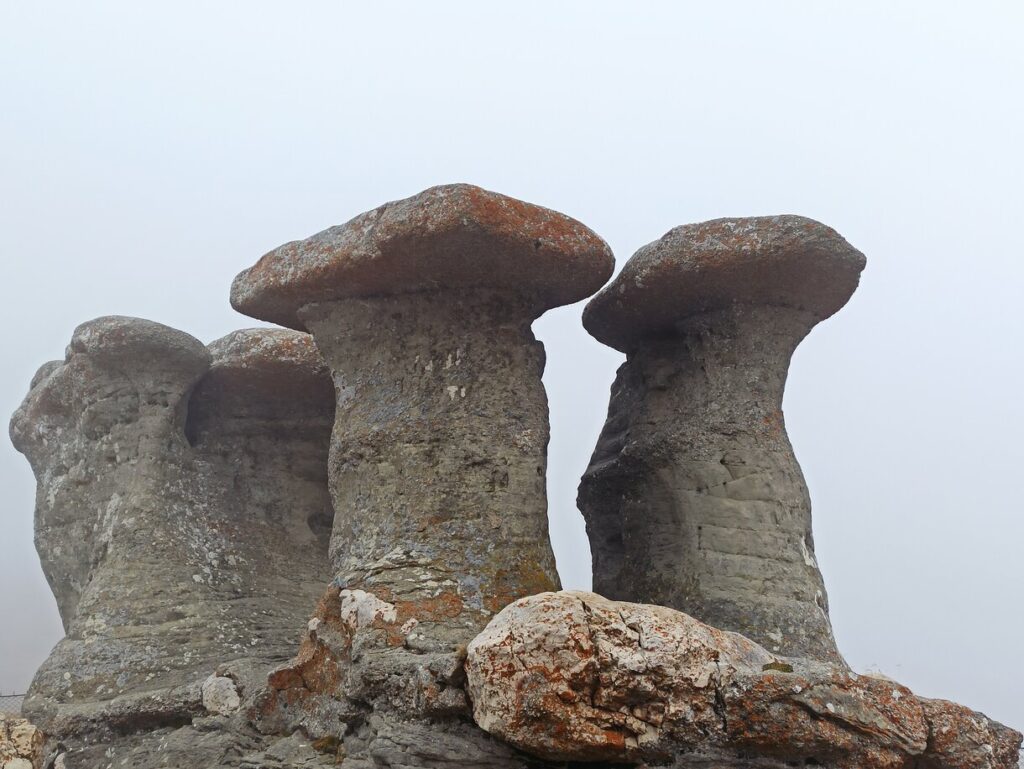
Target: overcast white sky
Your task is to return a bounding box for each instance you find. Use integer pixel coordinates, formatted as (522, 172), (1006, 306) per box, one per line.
(1, 0), (1021, 732)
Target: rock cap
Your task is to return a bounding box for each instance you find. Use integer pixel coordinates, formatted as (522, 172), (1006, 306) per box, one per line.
(189, 329), (334, 420)
(230, 183), (615, 330)
(584, 216), (866, 352)
(10, 317), (209, 452)
(205, 328), (330, 392)
(67, 316), (211, 373)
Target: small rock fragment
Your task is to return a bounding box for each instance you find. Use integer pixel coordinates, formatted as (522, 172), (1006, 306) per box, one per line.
(202, 675), (241, 716)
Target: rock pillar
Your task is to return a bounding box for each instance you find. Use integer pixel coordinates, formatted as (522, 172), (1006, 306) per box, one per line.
(578, 216), (865, 663)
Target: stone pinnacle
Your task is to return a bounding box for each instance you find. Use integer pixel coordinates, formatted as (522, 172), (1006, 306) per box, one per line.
(578, 215), (865, 663)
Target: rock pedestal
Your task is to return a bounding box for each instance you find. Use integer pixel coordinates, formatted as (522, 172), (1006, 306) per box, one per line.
(9, 194), (1020, 769)
(579, 216), (866, 663)
(231, 184), (613, 662)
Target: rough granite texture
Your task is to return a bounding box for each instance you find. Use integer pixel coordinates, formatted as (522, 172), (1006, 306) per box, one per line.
(579, 217), (866, 664)
(9, 320), (335, 760)
(466, 591), (1023, 769)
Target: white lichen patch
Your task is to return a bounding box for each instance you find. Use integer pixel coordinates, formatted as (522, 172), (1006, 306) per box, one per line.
(201, 674), (240, 716)
(339, 589), (398, 629)
(799, 536), (818, 568)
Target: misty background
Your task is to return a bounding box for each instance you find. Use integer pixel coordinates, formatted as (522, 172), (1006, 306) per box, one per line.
(1, 1), (1021, 731)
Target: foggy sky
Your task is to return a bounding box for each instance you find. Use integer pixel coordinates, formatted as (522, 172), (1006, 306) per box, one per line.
(1, 1), (1021, 731)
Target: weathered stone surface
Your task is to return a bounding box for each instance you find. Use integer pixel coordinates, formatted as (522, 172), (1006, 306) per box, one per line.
(203, 675), (242, 716)
(0, 714), (43, 769)
(230, 182), (615, 330)
(9, 317), (211, 629)
(9, 320), (334, 752)
(579, 216), (865, 663)
(231, 185), (614, 742)
(582, 215), (866, 353)
(465, 591), (1022, 768)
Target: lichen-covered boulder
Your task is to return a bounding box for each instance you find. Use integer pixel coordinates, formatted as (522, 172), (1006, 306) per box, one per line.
(465, 591), (1022, 768)
(0, 714), (44, 769)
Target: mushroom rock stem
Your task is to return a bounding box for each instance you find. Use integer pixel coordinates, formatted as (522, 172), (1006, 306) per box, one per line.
(300, 290), (554, 637)
(579, 216), (866, 664)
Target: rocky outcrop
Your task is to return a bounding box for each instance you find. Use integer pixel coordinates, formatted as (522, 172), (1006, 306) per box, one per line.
(578, 216), (865, 664)
(466, 591), (1022, 768)
(8, 190), (1019, 769)
(0, 714), (43, 769)
(9, 319), (334, 752)
(231, 184), (615, 745)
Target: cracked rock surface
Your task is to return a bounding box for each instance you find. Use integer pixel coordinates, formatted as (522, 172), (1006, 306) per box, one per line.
(579, 216), (865, 664)
(465, 591), (1022, 768)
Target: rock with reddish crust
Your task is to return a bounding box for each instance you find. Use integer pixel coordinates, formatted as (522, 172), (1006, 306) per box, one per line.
(230, 185), (613, 733)
(579, 216), (865, 664)
(231, 183), (615, 330)
(465, 591), (1022, 768)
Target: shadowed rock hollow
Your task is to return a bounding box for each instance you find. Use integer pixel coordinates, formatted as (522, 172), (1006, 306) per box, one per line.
(8, 188), (1019, 769)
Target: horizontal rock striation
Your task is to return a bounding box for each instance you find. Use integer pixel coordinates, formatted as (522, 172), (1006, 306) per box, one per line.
(466, 591), (1022, 769)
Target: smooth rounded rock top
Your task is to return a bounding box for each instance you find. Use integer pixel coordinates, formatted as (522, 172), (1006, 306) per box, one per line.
(584, 216), (866, 352)
(202, 328), (333, 400)
(230, 183), (615, 330)
(67, 315), (211, 372)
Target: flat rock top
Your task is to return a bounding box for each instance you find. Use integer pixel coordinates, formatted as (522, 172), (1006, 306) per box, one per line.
(230, 183), (615, 330)
(584, 216), (866, 352)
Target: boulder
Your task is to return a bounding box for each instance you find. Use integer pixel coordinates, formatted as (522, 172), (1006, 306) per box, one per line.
(466, 591), (1022, 768)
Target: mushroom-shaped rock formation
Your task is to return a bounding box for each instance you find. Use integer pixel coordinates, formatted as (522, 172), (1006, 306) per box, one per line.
(9, 319), (335, 750)
(231, 184), (614, 663)
(466, 591), (1023, 768)
(578, 216), (865, 664)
